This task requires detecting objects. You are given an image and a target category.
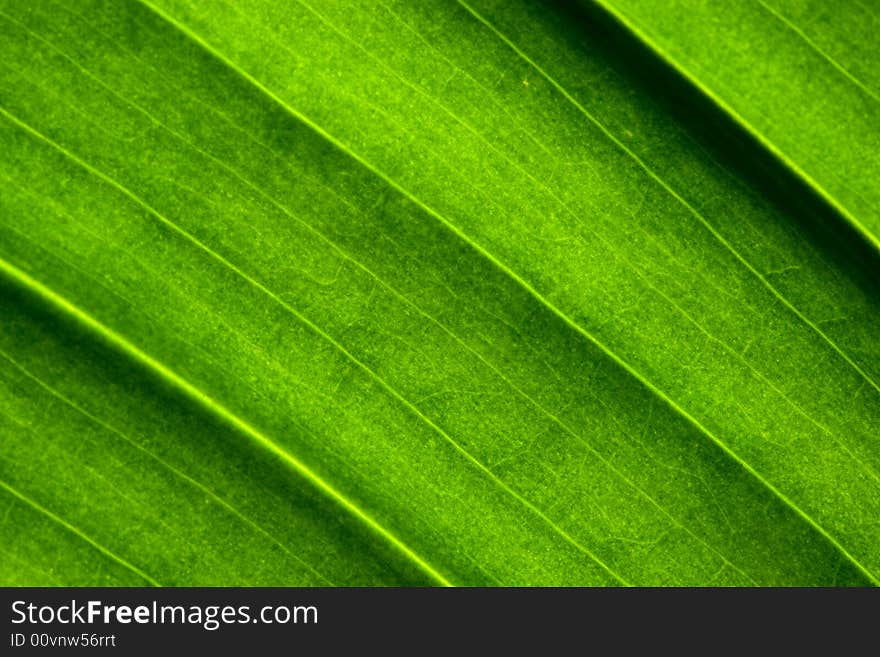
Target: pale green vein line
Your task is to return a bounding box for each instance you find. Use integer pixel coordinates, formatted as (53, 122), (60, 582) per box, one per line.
(0, 16), (754, 581)
(755, 0), (880, 105)
(584, 0), (880, 253)
(0, 349), (337, 586)
(0, 106), (628, 589)
(454, 0), (880, 400)
(0, 255), (453, 587)
(131, 0), (880, 584)
(288, 0), (557, 163)
(0, 478), (160, 585)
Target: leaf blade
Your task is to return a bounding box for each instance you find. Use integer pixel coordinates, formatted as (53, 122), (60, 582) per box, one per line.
(1, 0), (877, 585)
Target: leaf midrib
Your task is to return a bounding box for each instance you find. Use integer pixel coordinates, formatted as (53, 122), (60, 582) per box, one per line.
(130, 0), (879, 584)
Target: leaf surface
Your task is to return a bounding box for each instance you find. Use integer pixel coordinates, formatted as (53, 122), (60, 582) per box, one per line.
(0, 0), (878, 586)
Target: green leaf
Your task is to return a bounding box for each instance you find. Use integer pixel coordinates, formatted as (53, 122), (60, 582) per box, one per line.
(0, 0), (877, 586)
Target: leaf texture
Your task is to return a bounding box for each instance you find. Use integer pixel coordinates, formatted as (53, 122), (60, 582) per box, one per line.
(0, 0), (878, 586)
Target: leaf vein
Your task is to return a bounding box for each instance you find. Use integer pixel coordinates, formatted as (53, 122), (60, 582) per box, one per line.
(0, 478), (160, 586)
